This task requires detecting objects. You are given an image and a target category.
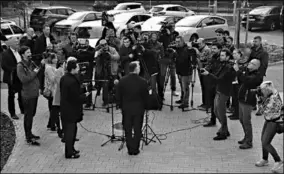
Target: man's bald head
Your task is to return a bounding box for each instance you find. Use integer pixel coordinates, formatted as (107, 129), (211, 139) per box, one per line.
(248, 59), (261, 71)
(99, 39), (107, 45)
(5, 36), (20, 50)
(26, 28), (34, 37)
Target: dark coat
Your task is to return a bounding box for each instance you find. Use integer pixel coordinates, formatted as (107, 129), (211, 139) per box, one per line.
(119, 45), (133, 75)
(116, 73), (149, 122)
(248, 45), (269, 77)
(175, 45), (197, 76)
(19, 35), (38, 54)
(1, 48), (18, 84)
(0, 31), (8, 53)
(208, 61), (236, 96)
(33, 33), (55, 65)
(60, 73), (85, 123)
(237, 69), (263, 106)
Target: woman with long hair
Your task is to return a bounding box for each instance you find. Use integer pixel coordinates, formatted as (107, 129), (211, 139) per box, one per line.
(255, 81), (283, 172)
(44, 52), (58, 131)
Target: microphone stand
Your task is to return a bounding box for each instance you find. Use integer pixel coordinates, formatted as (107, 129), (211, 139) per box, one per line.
(101, 88), (123, 147)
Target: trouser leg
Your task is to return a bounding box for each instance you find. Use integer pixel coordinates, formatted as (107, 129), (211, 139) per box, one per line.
(8, 84), (16, 116)
(65, 122), (76, 156)
(215, 92), (229, 136)
(23, 97), (38, 140)
(133, 113), (144, 152)
(123, 114), (134, 153)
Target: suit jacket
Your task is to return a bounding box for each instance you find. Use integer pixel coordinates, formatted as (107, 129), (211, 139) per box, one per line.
(33, 33), (55, 65)
(60, 73), (85, 123)
(116, 73), (149, 117)
(1, 48), (18, 84)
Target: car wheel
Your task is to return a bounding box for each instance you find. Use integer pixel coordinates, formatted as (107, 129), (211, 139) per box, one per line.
(189, 34), (198, 42)
(269, 21), (276, 31)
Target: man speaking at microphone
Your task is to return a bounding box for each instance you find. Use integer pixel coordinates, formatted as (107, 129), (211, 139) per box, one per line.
(116, 61), (149, 156)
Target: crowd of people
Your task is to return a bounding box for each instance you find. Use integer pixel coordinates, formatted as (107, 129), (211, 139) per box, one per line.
(0, 15), (283, 171)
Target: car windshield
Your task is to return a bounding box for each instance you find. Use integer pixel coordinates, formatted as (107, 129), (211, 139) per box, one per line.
(150, 7), (164, 13)
(1, 25), (12, 35)
(67, 12), (86, 20)
(75, 27), (102, 39)
(113, 14), (132, 24)
(249, 7), (271, 15)
(114, 4), (128, 10)
(175, 16), (204, 27)
(143, 16), (167, 26)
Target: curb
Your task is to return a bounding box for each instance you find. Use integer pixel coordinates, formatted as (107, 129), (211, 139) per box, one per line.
(268, 61), (284, 66)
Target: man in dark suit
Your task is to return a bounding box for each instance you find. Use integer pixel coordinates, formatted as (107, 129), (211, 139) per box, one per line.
(1, 37), (24, 120)
(33, 24), (55, 66)
(116, 61), (149, 156)
(60, 57), (90, 159)
(19, 28), (38, 55)
(33, 24), (55, 93)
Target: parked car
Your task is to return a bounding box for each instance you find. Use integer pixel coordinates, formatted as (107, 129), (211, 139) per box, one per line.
(175, 15), (228, 42)
(92, 1), (117, 11)
(107, 2), (146, 16)
(1, 23), (24, 49)
(112, 12), (152, 38)
(141, 15), (183, 35)
(1, 18), (16, 25)
(54, 11), (102, 36)
(149, 4), (195, 17)
(30, 6), (76, 31)
(74, 20), (103, 48)
(241, 6), (282, 31)
(280, 6), (284, 31)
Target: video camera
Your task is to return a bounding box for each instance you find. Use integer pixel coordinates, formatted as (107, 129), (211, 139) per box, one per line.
(251, 87), (262, 97)
(160, 21), (172, 34)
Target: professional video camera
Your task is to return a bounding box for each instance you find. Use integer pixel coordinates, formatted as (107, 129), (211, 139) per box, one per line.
(160, 21), (172, 35)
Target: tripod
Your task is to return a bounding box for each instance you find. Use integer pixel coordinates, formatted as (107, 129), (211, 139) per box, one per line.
(162, 64), (180, 111)
(141, 110), (161, 148)
(101, 90), (124, 147)
(182, 68), (199, 112)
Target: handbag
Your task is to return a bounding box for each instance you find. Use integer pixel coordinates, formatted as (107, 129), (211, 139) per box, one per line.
(276, 105), (284, 134)
(43, 88), (52, 99)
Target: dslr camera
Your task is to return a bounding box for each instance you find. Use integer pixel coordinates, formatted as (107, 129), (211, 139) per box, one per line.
(251, 87), (262, 97)
(160, 21), (172, 35)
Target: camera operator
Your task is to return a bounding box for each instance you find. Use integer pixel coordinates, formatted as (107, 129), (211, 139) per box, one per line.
(76, 39), (95, 109)
(116, 61), (149, 156)
(196, 38), (211, 110)
(119, 37), (134, 76)
(95, 39), (120, 106)
(174, 36), (197, 109)
(254, 81), (283, 172)
(202, 42), (222, 127)
(233, 59), (262, 149)
(62, 32), (80, 60)
(159, 21), (179, 51)
(133, 24), (142, 40)
(60, 57), (90, 159)
(132, 36), (159, 96)
(122, 21), (137, 44)
(201, 48), (236, 141)
(148, 33), (165, 101)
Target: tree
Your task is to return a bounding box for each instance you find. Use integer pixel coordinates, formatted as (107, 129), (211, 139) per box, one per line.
(8, 1), (28, 29)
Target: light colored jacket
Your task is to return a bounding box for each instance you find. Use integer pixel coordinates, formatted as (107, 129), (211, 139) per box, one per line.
(258, 92), (283, 122)
(44, 64), (56, 96)
(95, 46), (120, 75)
(52, 67), (64, 106)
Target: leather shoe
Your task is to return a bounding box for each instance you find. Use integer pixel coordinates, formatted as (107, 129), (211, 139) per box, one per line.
(203, 122), (216, 127)
(178, 104), (189, 109)
(11, 114), (19, 120)
(31, 134), (40, 140)
(175, 100), (182, 104)
(213, 134), (227, 141)
(27, 139), (40, 146)
(65, 153), (80, 159)
(217, 131), (230, 137)
(128, 151), (134, 155)
(133, 150), (140, 156)
(239, 143), (252, 149)
(73, 149), (80, 154)
(238, 139), (245, 144)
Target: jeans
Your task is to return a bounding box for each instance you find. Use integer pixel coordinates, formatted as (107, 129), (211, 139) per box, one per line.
(198, 70), (206, 106)
(261, 121), (282, 162)
(239, 102), (253, 145)
(47, 97), (54, 128)
(232, 84), (240, 117)
(158, 63), (176, 99)
(214, 92), (229, 135)
(22, 97), (38, 140)
(178, 75), (191, 105)
(8, 84), (24, 116)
